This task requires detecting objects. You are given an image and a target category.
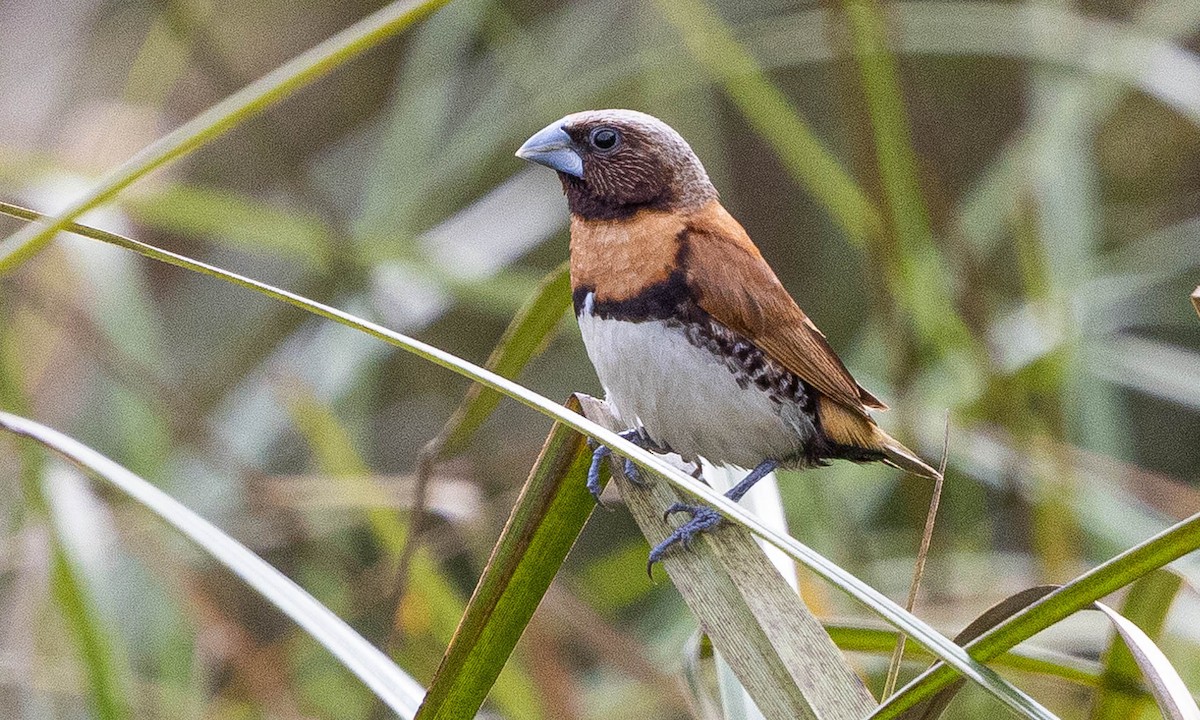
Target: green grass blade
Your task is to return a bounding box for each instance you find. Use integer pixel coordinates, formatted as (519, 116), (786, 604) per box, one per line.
(48, 545), (132, 720)
(838, 0), (975, 355)
(0, 411), (428, 719)
(434, 261), (571, 459)
(873, 512), (1200, 718)
(415, 395), (595, 720)
(45, 535), (131, 720)
(839, 0), (929, 243)
(895, 586), (1061, 719)
(0, 0), (451, 272)
(823, 623), (1106, 688)
(0, 202), (1060, 718)
(653, 0), (883, 244)
(1090, 570), (1184, 719)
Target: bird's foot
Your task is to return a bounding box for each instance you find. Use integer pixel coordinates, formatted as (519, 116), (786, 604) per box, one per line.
(645, 459), (780, 572)
(646, 502), (722, 574)
(586, 429), (656, 504)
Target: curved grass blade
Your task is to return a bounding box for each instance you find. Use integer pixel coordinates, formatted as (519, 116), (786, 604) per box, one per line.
(415, 395), (594, 720)
(1091, 600), (1198, 720)
(878, 288), (1200, 717)
(285, 392), (542, 718)
(1091, 570), (1183, 719)
(0, 202), (1058, 718)
(0, 0), (451, 272)
(823, 623), (1106, 689)
(889, 582), (1197, 720)
(433, 261), (571, 460)
(895, 586), (1059, 720)
(0, 411), (427, 719)
(0, 327), (132, 720)
(874, 512), (1200, 718)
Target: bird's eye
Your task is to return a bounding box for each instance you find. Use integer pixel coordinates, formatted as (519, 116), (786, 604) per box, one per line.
(589, 127), (620, 151)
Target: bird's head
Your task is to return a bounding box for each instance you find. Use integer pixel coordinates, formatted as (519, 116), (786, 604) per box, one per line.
(516, 109), (717, 220)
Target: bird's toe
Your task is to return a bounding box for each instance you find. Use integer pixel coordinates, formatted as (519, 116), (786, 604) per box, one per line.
(647, 503), (723, 572)
(586, 444), (611, 506)
(622, 457), (647, 486)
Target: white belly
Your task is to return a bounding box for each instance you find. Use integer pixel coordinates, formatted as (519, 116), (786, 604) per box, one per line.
(577, 309), (813, 468)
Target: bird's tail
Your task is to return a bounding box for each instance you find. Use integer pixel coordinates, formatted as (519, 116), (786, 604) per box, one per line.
(818, 401), (942, 480)
(876, 430), (942, 480)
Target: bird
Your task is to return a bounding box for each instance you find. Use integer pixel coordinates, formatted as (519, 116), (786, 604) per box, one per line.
(515, 109), (940, 567)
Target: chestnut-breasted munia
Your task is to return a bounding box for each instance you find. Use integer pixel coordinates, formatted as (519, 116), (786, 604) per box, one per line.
(516, 109), (939, 565)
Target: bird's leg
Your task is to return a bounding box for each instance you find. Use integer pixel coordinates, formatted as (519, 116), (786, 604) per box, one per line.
(586, 428), (662, 503)
(723, 459), (781, 502)
(646, 459), (780, 572)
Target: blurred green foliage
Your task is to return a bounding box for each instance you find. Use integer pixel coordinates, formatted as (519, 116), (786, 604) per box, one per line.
(1, 0), (1199, 717)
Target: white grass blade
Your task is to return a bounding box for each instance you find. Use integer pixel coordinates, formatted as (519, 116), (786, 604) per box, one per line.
(0, 203), (1059, 719)
(1092, 602), (1200, 720)
(0, 411), (426, 719)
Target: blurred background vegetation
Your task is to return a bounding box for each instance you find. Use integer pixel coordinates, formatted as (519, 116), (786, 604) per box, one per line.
(1, 0), (1198, 717)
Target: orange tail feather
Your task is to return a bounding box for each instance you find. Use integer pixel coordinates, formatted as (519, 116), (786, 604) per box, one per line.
(818, 401), (941, 480)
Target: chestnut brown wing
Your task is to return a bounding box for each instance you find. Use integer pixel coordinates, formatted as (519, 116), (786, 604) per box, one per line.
(682, 203), (888, 414)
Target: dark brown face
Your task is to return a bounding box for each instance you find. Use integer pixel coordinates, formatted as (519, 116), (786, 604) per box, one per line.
(517, 110), (717, 220)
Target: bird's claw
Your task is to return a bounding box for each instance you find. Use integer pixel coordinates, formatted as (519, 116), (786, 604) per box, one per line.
(586, 443), (612, 506)
(623, 457), (646, 486)
(646, 503), (722, 575)
(586, 429), (654, 504)
(661, 501), (692, 521)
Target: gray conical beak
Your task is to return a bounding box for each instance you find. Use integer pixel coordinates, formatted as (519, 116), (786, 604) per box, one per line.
(516, 122), (584, 178)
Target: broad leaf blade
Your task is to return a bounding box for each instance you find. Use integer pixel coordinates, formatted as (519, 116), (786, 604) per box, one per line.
(416, 395), (595, 720)
(579, 395), (877, 720)
(0, 411), (427, 719)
